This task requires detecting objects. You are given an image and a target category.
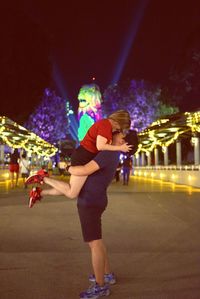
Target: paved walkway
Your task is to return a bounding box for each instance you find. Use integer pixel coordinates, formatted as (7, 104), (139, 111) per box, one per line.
(0, 176), (200, 299)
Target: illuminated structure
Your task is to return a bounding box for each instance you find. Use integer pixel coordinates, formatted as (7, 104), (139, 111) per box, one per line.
(0, 116), (58, 158)
(77, 84), (102, 141)
(131, 111), (200, 188)
(66, 101), (78, 141)
(134, 111), (200, 167)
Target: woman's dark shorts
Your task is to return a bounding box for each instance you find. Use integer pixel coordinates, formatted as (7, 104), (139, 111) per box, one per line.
(71, 146), (96, 166)
(77, 205), (105, 242)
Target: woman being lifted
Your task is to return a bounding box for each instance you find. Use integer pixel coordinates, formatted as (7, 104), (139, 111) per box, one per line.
(26, 110), (132, 207)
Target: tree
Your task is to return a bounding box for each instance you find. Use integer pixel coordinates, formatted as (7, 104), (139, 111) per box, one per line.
(25, 89), (68, 144)
(102, 79), (178, 131)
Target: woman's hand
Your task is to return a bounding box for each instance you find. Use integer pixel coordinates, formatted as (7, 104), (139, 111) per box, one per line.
(119, 142), (133, 153)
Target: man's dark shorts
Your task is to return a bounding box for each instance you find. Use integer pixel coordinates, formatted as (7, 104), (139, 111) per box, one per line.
(77, 205), (105, 242)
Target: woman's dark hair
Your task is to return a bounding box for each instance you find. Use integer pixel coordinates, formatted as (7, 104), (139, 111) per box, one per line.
(12, 148), (19, 157)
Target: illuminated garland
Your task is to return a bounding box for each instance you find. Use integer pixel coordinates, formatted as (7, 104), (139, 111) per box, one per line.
(0, 116), (58, 157)
(185, 111), (200, 133)
(136, 110), (200, 155)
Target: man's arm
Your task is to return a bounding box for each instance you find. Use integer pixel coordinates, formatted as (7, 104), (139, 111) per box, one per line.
(68, 160), (100, 176)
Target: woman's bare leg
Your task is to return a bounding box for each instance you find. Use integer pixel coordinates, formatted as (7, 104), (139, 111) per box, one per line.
(41, 188), (63, 196)
(43, 175), (87, 199)
(10, 172), (14, 188)
(15, 172), (19, 187)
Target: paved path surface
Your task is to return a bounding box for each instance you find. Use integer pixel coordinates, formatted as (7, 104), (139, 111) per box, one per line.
(0, 176), (200, 299)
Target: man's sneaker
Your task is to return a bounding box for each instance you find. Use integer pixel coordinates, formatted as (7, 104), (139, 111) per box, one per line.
(29, 187), (42, 208)
(79, 283), (110, 299)
(89, 273), (116, 285)
(26, 169), (49, 185)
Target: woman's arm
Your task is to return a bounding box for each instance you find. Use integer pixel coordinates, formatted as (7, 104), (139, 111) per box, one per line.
(96, 135), (132, 152)
(96, 135), (121, 151)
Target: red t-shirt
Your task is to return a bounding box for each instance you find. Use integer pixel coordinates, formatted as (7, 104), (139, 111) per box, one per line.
(80, 119), (112, 153)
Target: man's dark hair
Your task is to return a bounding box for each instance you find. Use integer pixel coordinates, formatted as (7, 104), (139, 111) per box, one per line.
(124, 130), (139, 156)
(22, 153), (27, 158)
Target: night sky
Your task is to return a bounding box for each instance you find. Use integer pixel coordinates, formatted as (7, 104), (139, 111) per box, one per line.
(1, 0), (200, 123)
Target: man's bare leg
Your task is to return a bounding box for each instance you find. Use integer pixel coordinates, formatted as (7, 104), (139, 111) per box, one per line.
(88, 239), (108, 286)
(101, 241), (111, 274)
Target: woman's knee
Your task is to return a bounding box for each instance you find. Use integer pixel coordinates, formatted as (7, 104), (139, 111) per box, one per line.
(64, 190), (78, 199)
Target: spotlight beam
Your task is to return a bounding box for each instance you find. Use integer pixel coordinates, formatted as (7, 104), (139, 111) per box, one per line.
(52, 61), (69, 99)
(52, 61), (79, 141)
(111, 0), (149, 84)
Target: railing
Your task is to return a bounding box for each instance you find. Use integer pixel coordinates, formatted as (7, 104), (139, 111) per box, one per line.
(135, 165), (200, 171)
(134, 165), (200, 188)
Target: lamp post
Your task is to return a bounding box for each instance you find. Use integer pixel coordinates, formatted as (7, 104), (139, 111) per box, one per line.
(154, 147), (159, 166)
(163, 146), (169, 166)
(176, 139), (182, 166)
(0, 145), (4, 165)
(141, 152), (146, 166)
(147, 152), (151, 166)
(136, 153), (140, 166)
(193, 133), (200, 165)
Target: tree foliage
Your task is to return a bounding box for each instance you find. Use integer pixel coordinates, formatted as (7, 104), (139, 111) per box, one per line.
(25, 89), (68, 144)
(102, 80), (178, 131)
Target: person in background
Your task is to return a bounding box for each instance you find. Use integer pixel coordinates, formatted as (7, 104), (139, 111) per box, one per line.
(9, 148), (20, 188)
(47, 159), (53, 176)
(122, 129), (138, 186)
(19, 152), (30, 188)
(122, 155), (132, 185)
(115, 161), (122, 182)
(58, 158), (67, 176)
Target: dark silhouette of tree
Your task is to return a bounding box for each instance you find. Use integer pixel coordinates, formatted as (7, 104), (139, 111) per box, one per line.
(169, 26), (200, 111)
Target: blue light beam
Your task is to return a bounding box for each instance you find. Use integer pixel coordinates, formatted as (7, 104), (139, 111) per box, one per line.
(111, 0), (149, 84)
(52, 61), (69, 99)
(52, 61), (79, 141)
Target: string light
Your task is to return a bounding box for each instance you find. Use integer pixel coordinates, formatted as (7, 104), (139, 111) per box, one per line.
(0, 116), (58, 157)
(136, 110), (200, 155)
